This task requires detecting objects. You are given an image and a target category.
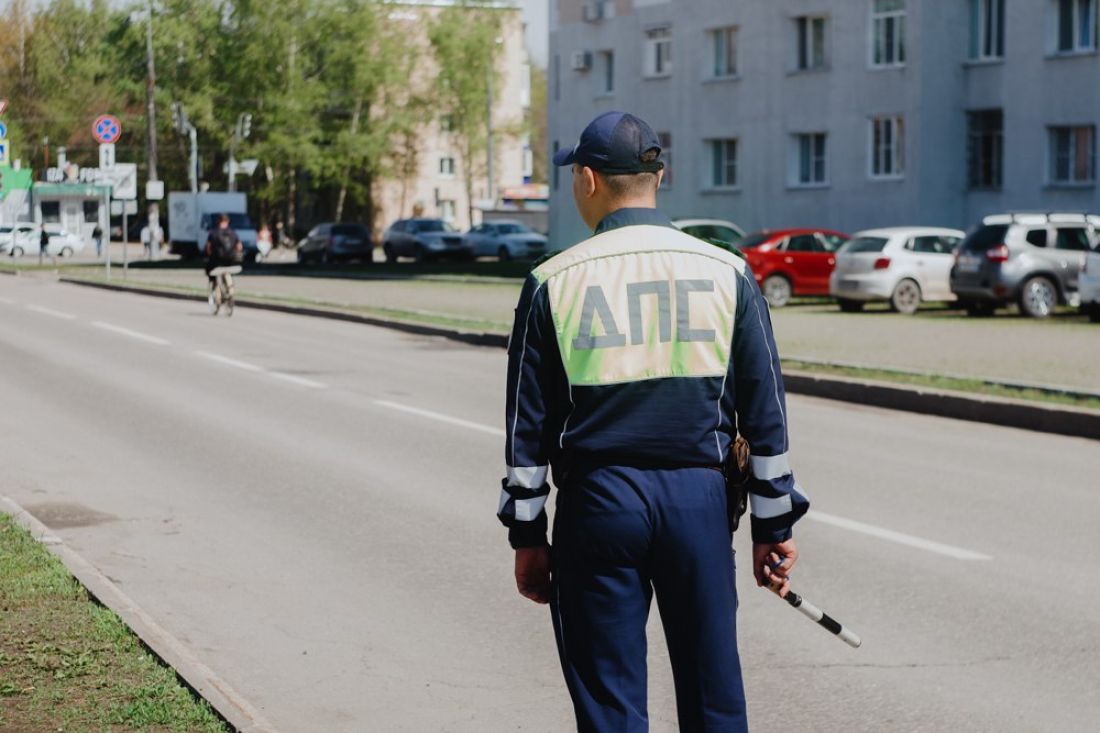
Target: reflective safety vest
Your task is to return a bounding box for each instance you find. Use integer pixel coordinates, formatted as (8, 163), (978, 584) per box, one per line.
(498, 207), (809, 547)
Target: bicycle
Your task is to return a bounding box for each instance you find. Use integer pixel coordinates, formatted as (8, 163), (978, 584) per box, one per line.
(208, 265), (242, 317)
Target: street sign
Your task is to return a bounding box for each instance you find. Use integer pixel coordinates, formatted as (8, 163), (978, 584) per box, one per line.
(0, 121), (7, 138)
(146, 180), (164, 201)
(110, 200), (123, 216)
(99, 143), (116, 170)
(106, 163), (138, 200)
(92, 115), (122, 145)
(0, 141), (8, 166)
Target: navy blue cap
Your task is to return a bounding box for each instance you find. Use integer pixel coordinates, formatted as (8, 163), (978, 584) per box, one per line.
(552, 111), (664, 174)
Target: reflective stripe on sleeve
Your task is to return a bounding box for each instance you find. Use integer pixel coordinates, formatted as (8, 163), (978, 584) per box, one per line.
(513, 495), (549, 522)
(506, 465), (549, 489)
(750, 452), (791, 480)
(749, 492), (792, 519)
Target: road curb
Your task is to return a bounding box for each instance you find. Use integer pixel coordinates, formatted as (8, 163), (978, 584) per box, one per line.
(59, 276), (1099, 441)
(0, 495), (280, 733)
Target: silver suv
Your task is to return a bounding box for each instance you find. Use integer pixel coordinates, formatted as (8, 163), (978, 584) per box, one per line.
(950, 213), (1099, 318)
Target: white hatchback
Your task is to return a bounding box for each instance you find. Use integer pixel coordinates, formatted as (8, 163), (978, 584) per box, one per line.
(830, 227), (965, 314)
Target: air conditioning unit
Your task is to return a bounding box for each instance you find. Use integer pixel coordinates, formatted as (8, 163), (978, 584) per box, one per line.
(571, 51), (593, 71)
(583, 2), (604, 22)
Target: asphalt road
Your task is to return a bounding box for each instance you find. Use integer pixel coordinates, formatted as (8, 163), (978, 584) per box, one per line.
(1, 275), (1098, 732)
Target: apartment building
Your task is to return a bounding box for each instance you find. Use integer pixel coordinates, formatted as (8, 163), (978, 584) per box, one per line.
(548, 0), (1100, 248)
(375, 1), (533, 234)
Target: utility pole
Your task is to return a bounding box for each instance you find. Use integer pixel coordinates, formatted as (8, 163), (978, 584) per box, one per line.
(171, 102), (198, 193)
(144, 0), (161, 241)
(228, 113), (251, 192)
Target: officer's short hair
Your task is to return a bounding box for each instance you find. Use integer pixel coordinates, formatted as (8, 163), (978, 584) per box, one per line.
(599, 171), (659, 198)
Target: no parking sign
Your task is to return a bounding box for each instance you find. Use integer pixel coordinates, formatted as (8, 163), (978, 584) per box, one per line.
(92, 115), (122, 145)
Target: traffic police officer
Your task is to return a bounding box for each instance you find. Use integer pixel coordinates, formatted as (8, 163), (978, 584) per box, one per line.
(498, 111), (810, 732)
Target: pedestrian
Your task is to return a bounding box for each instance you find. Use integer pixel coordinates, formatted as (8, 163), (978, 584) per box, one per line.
(497, 111), (810, 732)
(140, 224), (151, 260)
(92, 224), (103, 258)
(151, 220), (164, 260)
(38, 226), (50, 265)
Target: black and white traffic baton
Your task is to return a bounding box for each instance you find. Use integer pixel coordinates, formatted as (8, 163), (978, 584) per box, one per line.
(768, 561), (861, 648)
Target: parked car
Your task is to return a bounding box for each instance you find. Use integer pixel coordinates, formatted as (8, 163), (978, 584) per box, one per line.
(830, 227), (965, 314)
(950, 213), (1099, 318)
(672, 218), (745, 248)
(381, 218), (472, 263)
(5, 225), (85, 258)
(1079, 236), (1100, 323)
(0, 224), (37, 254)
(465, 220), (547, 261)
(736, 229), (849, 307)
(296, 222), (373, 264)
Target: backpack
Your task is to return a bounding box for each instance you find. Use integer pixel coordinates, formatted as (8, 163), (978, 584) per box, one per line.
(213, 228), (240, 262)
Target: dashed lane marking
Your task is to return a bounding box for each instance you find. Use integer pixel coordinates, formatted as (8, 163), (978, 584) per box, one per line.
(25, 304), (77, 320)
(806, 510), (993, 561)
(92, 321), (170, 346)
(373, 400), (506, 437)
(268, 371), (327, 389)
(195, 351), (264, 372)
(196, 350), (328, 389)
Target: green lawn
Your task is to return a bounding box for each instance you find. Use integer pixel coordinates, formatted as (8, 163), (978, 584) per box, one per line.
(0, 514), (228, 732)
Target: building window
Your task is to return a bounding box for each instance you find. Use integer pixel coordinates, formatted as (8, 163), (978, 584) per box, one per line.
(870, 116), (905, 178)
(708, 26), (739, 78)
(41, 201), (61, 223)
(83, 200), (99, 223)
(658, 131), (672, 188)
(439, 200), (456, 221)
(439, 157), (456, 177)
(440, 115), (453, 133)
(1049, 125), (1096, 184)
(644, 27), (672, 78)
(967, 109), (1003, 189)
(1054, 0), (1098, 53)
(970, 0), (1006, 59)
(871, 0), (907, 67)
(708, 139), (739, 188)
(599, 50), (615, 93)
(795, 16), (827, 71)
(520, 63), (531, 108)
(791, 133), (828, 186)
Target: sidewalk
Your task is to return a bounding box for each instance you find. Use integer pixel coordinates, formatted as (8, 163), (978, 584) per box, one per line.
(48, 261), (1100, 392)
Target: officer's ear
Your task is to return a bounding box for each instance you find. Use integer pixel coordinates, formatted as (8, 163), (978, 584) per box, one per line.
(577, 165), (598, 199)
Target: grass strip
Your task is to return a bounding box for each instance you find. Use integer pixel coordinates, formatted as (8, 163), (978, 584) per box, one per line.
(0, 513), (228, 732)
(783, 360), (1100, 411)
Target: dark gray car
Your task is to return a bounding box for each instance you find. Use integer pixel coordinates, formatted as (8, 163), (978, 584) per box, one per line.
(297, 223), (373, 264)
(464, 220), (547, 261)
(950, 213), (1099, 317)
(382, 218), (472, 263)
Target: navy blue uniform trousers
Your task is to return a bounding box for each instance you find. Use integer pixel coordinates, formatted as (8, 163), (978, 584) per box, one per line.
(549, 465), (747, 732)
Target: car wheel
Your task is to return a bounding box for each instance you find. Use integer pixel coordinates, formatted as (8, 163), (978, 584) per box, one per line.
(383, 243), (396, 263)
(11, 246), (23, 258)
(1088, 305), (1100, 323)
(762, 275), (792, 308)
(497, 245), (512, 262)
(889, 279), (922, 315)
(837, 298), (864, 313)
(1018, 276), (1056, 318)
(60, 246), (73, 258)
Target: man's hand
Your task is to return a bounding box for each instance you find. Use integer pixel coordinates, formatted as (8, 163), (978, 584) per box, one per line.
(753, 538), (799, 598)
(515, 545), (551, 604)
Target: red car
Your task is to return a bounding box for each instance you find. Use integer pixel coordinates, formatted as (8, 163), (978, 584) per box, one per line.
(738, 229), (849, 307)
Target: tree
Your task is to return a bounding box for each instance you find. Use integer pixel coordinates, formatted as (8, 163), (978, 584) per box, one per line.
(428, 1), (505, 226)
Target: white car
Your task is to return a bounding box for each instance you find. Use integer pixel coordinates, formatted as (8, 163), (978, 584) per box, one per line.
(1, 224), (38, 255)
(5, 225), (85, 258)
(1081, 238), (1100, 323)
(465, 220), (547, 261)
(830, 227), (965, 314)
(672, 218), (745, 246)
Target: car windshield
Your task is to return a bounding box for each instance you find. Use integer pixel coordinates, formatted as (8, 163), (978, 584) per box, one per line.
(414, 220), (455, 233)
(840, 236), (889, 253)
(333, 224), (367, 236)
(495, 223), (530, 234)
(207, 213), (253, 230)
(961, 224), (1009, 252)
(736, 232), (773, 249)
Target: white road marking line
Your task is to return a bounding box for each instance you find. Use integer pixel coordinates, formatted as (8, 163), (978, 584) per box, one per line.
(806, 510), (993, 561)
(0, 297), (14, 305)
(195, 351), (263, 372)
(268, 371), (327, 389)
(25, 304), (77, 320)
(92, 321), (170, 346)
(373, 400), (506, 437)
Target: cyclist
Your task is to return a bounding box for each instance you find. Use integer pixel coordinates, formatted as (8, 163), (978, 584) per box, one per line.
(204, 213), (243, 286)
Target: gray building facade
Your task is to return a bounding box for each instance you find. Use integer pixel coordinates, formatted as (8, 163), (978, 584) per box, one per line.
(548, 0), (1100, 248)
